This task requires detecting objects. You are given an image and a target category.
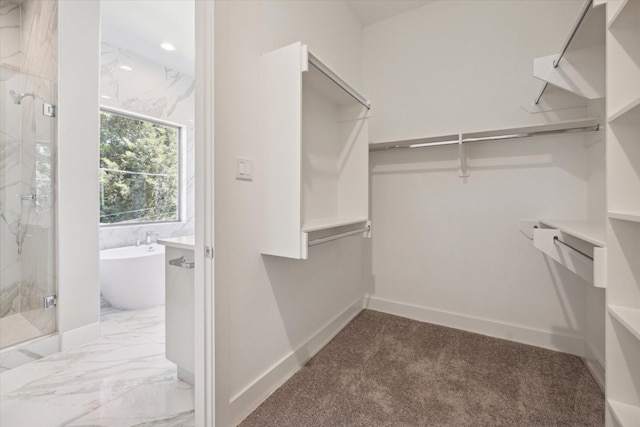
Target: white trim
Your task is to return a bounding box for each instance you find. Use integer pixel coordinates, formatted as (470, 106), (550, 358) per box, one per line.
(59, 322), (100, 351)
(194, 1), (215, 426)
(365, 296), (585, 357)
(583, 341), (605, 391)
(229, 298), (364, 426)
(100, 105), (185, 129)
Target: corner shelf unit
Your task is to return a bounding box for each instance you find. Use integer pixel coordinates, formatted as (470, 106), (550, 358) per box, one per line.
(260, 42), (371, 260)
(605, 0), (640, 425)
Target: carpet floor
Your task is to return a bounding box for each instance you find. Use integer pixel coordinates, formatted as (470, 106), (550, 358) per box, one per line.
(239, 309), (604, 427)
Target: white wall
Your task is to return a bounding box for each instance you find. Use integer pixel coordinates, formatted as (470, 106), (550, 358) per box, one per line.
(98, 42), (195, 250)
(57, 0), (100, 349)
(364, 0), (603, 359)
(214, 1), (364, 424)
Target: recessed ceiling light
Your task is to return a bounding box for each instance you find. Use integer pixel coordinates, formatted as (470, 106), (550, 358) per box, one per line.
(160, 42), (176, 51)
(101, 95), (111, 99)
(119, 65), (133, 71)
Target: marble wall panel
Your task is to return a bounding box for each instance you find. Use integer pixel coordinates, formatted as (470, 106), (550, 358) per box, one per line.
(99, 42), (195, 250)
(1, 69), (22, 318)
(0, 0), (21, 70)
(20, 0), (56, 81)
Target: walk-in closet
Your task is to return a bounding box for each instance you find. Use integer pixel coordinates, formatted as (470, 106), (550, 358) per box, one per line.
(213, 0), (639, 425)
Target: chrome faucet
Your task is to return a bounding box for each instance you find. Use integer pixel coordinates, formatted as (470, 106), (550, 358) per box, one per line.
(145, 231), (160, 244)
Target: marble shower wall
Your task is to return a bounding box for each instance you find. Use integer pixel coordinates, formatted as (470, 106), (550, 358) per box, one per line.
(99, 42), (195, 250)
(0, 71), (21, 318)
(0, 0), (57, 344)
(0, 0), (57, 80)
(0, 0), (21, 70)
(20, 0), (57, 82)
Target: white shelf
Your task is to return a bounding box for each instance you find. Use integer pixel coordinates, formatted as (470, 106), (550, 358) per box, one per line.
(608, 399), (640, 427)
(608, 0), (634, 29)
(539, 219), (606, 247)
(609, 211), (640, 223)
(609, 96), (640, 123)
(609, 306), (640, 342)
(260, 42), (370, 260)
(303, 217), (368, 233)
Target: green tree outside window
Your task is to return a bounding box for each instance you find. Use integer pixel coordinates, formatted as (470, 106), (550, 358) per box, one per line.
(100, 110), (180, 224)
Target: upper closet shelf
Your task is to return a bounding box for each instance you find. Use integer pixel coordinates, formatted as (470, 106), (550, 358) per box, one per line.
(539, 219), (605, 247)
(369, 118), (600, 152)
(530, 0), (605, 110)
(306, 52), (370, 110)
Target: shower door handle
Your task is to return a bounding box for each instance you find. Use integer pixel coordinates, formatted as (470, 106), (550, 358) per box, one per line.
(169, 256), (195, 269)
(19, 193), (36, 202)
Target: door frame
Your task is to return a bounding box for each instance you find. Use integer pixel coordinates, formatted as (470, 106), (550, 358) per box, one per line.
(194, 1), (215, 425)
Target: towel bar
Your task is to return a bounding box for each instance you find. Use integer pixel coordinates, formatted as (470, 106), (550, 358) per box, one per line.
(169, 256), (195, 269)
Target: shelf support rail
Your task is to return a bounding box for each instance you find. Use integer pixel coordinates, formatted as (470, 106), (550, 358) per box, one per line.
(370, 121), (600, 152)
(308, 52), (371, 110)
(553, 236), (594, 261)
(534, 0), (593, 105)
(308, 224), (371, 247)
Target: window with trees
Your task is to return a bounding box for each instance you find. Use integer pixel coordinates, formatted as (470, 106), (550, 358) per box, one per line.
(99, 109), (181, 225)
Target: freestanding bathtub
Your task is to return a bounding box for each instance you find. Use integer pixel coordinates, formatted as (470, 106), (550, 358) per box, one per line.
(99, 243), (165, 310)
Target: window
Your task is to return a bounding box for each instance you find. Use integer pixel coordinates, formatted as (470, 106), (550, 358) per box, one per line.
(99, 109), (181, 225)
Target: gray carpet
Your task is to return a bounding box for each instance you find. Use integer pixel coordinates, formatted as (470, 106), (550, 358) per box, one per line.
(240, 310), (604, 427)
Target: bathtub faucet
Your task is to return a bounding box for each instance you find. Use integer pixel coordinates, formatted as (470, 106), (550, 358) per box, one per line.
(145, 231), (160, 245)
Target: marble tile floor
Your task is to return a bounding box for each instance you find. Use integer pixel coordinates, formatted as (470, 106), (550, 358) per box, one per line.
(0, 305), (194, 426)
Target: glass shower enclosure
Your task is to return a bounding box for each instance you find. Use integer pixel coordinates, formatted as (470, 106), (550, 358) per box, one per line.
(0, 67), (57, 350)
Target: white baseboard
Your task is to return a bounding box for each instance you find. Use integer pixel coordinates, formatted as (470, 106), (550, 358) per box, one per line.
(583, 341), (605, 391)
(365, 296), (585, 357)
(59, 321), (100, 351)
(230, 298), (364, 425)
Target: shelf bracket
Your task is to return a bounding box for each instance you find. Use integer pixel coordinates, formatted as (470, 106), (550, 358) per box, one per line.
(457, 131), (469, 178)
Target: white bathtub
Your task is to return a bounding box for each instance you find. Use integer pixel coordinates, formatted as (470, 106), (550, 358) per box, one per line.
(99, 243), (165, 310)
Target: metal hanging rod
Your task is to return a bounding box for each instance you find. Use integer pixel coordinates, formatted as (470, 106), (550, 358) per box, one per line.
(534, 0), (593, 105)
(308, 225), (371, 247)
(369, 119), (600, 152)
(534, 83), (549, 106)
(308, 52), (371, 110)
(553, 236), (594, 261)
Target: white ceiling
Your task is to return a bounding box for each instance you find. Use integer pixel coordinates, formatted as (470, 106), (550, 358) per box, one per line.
(100, 0), (433, 76)
(345, 0), (434, 26)
(100, 0), (195, 77)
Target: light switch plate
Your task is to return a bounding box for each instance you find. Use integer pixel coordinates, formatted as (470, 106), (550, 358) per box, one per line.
(236, 156), (253, 181)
